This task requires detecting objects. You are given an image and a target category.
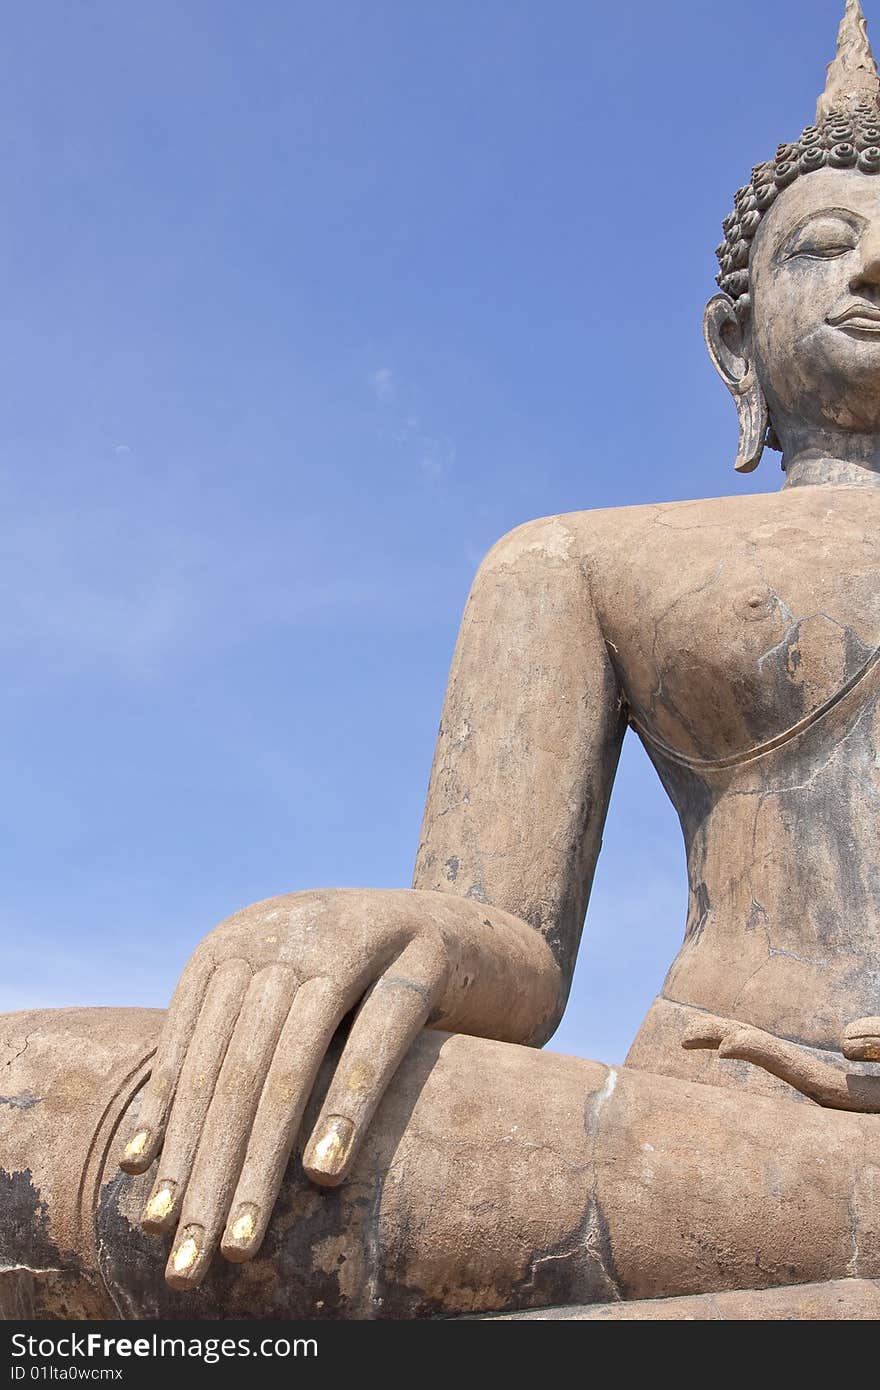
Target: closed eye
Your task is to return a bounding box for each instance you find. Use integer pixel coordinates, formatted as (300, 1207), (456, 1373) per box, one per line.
(785, 243), (856, 261)
(773, 208), (865, 264)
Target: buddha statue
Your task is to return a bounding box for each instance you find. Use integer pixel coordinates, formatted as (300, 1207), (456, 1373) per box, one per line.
(6, 0), (880, 1323)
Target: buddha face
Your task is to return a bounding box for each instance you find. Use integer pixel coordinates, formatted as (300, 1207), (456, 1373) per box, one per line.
(750, 166), (880, 433)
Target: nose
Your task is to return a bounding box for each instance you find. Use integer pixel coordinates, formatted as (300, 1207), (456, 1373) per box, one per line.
(850, 230), (880, 293)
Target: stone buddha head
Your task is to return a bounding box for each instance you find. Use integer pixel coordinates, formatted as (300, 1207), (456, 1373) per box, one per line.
(705, 0), (880, 479)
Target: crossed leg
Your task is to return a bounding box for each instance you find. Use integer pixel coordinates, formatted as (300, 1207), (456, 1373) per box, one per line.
(1, 1006), (876, 1319)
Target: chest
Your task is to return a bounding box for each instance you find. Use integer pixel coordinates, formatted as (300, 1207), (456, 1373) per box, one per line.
(597, 504), (880, 761)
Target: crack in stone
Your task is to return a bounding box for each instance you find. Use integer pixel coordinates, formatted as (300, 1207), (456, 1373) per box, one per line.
(1, 1033), (34, 1073)
(846, 1198), (860, 1278)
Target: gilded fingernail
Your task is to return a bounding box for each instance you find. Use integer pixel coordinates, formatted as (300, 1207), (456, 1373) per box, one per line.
(124, 1129), (149, 1158)
(307, 1115), (355, 1177)
(142, 1179), (177, 1229)
(223, 1202), (260, 1256)
(170, 1225), (203, 1275)
(230, 1205), (257, 1243)
(120, 1129), (151, 1168)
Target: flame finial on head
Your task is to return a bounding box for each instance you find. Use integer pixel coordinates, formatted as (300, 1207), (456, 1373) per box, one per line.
(817, 0), (880, 121)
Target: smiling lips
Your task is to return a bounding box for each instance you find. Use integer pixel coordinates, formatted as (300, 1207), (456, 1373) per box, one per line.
(827, 302), (880, 332)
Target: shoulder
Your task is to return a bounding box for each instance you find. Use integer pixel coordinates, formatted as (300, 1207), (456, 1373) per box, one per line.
(475, 498), (696, 576)
(474, 492), (780, 596)
(476, 514), (586, 574)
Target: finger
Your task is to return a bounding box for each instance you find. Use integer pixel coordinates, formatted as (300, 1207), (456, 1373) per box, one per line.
(842, 1015), (880, 1061)
(718, 1025), (862, 1108)
(680, 1012), (735, 1051)
(220, 976), (349, 1262)
(164, 963), (298, 1289)
(303, 936), (446, 1188)
(138, 957), (253, 1234)
(119, 949), (215, 1174)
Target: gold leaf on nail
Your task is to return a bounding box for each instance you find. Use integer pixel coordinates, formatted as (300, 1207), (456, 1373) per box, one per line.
(230, 1207), (257, 1243)
(171, 1228), (201, 1274)
(123, 1130), (149, 1160)
(145, 1181), (176, 1222)
(310, 1116), (355, 1175)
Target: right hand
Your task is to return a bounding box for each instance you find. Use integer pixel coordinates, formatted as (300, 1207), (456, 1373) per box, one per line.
(116, 886), (559, 1290)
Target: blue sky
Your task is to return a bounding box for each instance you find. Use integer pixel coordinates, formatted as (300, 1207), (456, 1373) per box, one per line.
(0, 0), (850, 1061)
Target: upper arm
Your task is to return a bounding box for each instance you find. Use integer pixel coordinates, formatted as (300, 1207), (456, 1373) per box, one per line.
(412, 515), (627, 986)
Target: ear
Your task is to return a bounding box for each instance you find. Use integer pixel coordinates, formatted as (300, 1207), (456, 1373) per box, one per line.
(703, 293), (768, 474)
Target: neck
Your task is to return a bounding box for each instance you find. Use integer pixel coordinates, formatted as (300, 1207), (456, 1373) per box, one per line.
(779, 430), (880, 488)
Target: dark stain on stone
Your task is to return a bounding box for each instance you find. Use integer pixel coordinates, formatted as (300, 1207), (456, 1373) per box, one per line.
(843, 624), (875, 675)
(258, 1163), (372, 1317)
(0, 1167), (66, 1271)
(747, 897), (769, 932)
(521, 1195), (620, 1310)
(95, 1031), (393, 1320)
(685, 880), (711, 947)
(0, 1093), (41, 1109)
(444, 856), (460, 882)
(97, 1170), (225, 1319)
(643, 743), (715, 844)
(377, 1182), (620, 1319)
(97, 1163), (361, 1320)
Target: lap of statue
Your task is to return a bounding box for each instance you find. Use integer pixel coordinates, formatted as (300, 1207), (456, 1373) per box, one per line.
(2, 999), (879, 1320)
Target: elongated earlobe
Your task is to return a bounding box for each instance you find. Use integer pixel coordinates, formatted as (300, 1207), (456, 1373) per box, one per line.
(703, 293), (769, 473)
(731, 375), (769, 474)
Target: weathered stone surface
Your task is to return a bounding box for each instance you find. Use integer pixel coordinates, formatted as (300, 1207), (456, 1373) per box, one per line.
(489, 1280), (880, 1320)
(0, 1008), (161, 1318)
(3, 1008), (880, 1317)
(5, 1), (880, 1322)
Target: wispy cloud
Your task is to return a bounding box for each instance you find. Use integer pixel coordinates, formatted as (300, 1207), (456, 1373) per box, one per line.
(368, 366), (395, 401)
(367, 361), (454, 481)
(418, 436), (455, 478)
